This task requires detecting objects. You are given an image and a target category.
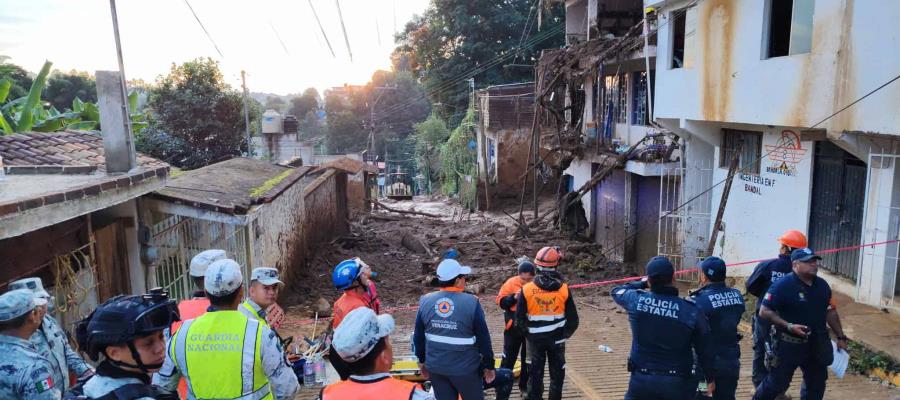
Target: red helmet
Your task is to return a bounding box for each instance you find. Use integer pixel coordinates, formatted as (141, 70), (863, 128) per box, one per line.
(534, 246), (562, 268)
(778, 230), (808, 249)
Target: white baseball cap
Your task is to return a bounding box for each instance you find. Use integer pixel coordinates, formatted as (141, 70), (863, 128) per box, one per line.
(250, 267), (283, 286)
(204, 259), (244, 296)
(332, 307), (394, 362)
(8, 277), (50, 306)
(190, 249), (227, 277)
(436, 259), (472, 282)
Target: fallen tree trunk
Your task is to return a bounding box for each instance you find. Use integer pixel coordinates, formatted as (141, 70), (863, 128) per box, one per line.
(371, 198), (442, 218)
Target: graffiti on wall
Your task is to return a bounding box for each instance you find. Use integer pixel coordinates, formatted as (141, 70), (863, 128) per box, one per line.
(764, 130), (807, 177)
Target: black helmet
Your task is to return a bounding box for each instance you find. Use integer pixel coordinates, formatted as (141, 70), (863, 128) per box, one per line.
(75, 288), (180, 371)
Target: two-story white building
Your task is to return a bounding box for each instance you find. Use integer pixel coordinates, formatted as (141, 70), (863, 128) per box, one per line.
(649, 0), (900, 308)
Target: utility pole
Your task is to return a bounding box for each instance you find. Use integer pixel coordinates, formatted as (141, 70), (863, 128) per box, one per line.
(108, 0), (135, 170)
(241, 70), (252, 157)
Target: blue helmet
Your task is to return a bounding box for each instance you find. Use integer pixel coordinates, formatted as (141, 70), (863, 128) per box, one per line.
(443, 248), (459, 260)
(333, 259), (363, 290)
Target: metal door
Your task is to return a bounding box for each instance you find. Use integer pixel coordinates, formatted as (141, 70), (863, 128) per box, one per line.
(808, 141), (866, 280)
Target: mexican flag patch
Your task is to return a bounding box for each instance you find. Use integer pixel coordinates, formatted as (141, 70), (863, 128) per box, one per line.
(35, 376), (53, 393)
(764, 292), (773, 301)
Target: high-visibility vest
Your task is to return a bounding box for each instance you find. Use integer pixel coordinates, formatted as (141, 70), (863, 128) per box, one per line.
(241, 300), (269, 327)
(172, 311), (272, 400)
(172, 298), (210, 333)
(320, 377), (419, 400)
(522, 282), (569, 337)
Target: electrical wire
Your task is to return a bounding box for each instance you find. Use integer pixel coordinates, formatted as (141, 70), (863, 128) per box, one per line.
(334, 0), (353, 61)
(182, 0), (224, 58)
(308, 0), (337, 58)
(269, 22), (291, 56)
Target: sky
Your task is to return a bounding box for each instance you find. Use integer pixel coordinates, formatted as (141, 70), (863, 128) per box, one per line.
(0, 0), (429, 95)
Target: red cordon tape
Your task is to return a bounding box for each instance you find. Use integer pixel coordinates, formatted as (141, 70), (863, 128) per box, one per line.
(283, 238), (900, 328)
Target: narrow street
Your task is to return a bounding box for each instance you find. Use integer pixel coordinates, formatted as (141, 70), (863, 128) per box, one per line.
(280, 199), (899, 400)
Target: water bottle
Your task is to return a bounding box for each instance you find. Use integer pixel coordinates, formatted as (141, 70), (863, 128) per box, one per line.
(314, 354), (326, 384)
(303, 357), (316, 386)
(598, 345), (612, 353)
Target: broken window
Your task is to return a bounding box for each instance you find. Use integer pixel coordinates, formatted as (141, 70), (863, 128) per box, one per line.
(721, 129), (763, 174)
(766, 0), (814, 58)
(670, 5), (697, 69)
(632, 71), (655, 126)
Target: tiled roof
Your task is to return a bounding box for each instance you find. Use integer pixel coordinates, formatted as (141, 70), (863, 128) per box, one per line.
(317, 157), (378, 174)
(0, 130), (166, 170)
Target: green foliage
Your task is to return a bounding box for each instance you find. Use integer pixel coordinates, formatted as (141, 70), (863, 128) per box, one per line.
(44, 71), (97, 110)
(289, 87), (320, 118)
(299, 110), (325, 139)
(413, 113), (449, 185)
(0, 61), (33, 99)
(146, 58), (259, 169)
(16, 60), (52, 133)
(847, 340), (900, 375)
(393, 0), (564, 125)
(326, 110), (364, 153)
(439, 102), (477, 208)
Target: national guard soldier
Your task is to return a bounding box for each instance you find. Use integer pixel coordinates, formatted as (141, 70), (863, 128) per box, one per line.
(10, 277), (93, 393)
(154, 259), (300, 400)
(690, 257), (745, 400)
(0, 289), (61, 400)
(611, 256), (713, 400)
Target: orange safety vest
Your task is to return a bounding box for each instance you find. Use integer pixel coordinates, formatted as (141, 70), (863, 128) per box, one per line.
(171, 297), (210, 400)
(522, 282), (569, 336)
(332, 290), (374, 329)
(321, 376), (419, 400)
(497, 276), (526, 330)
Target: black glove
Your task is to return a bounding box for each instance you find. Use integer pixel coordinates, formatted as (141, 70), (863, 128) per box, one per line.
(499, 294), (517, 311)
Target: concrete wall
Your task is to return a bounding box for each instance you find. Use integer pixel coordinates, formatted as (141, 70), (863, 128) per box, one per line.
(253, 133), (308, 164)
(650, 0), (900, 137)
(564, 159), (594, 219)
(251, 171), (308, 270)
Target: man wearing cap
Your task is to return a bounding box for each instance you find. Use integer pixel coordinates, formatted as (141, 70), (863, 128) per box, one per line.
(753, 248), (847, 400)
(495, 258), (534, 394)
(154, 259), (300, 400)
(745, 230), (806, 390)
(241, 267), (285, 328)
(170, 249), (226, 334)
(611, 256), (713, 400)
(0, 289), (61, 399)
(8, 278), (92, 393)
(516, 246), (578, 400)
(690, 257), (745, 400)
(414, 259), (496, 400)
(320, 307), (433, 400)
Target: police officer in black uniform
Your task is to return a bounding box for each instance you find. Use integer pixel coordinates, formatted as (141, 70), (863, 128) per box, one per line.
(612, 256), (713, 400)
(745, 230), (806, 389)
(753, 248), (836, 400)
(690, 257), (745, 400)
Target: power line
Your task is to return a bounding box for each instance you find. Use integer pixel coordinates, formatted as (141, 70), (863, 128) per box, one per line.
(269, 22), (290, 56)
(334, 0), (353, 61)
(307, 0), (336, 58)
(182, 0), (224, 58)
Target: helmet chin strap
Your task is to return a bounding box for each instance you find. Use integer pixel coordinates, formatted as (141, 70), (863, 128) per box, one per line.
(105, 341), (163, 373)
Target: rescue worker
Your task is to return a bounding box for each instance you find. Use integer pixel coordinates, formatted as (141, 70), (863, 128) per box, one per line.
(690, 257), (745, 400)
(495, 259), (535, 394)
(240, 267), (284, 327)
(745, 230), (805, 389)
(611, 256), (713, 400)
(154, 259), (300, 400)
(64, 289), (180, 400)
(171, 249), (225, 333)
(332, 258), (380, 329)
(516, 246), (579, 400)
(9, 277), (92, 392)
(319, 307), (434, 400)
(414, 259), (496, 400)
(753, 248), (848, 400)
(0, 289), (61, 400)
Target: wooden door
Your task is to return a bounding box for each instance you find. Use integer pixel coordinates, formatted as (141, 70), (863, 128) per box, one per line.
(93, 221), (131, 300)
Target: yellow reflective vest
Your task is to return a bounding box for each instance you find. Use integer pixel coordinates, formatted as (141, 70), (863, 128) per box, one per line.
(171, 310), (273, 400)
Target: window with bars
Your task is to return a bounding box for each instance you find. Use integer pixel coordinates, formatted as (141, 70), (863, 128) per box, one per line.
(616, 74), (629, 124)
(632, 71), (655, 126)
(721, 129), (763, 174)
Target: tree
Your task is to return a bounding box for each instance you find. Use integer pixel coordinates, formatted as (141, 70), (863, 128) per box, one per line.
(326, 110), (364, 153)
(44, 70), (97, 110)
(413, 113), (449, 186)
(147, 58), (259, 169)
(265, 95), (287, 113)
(289, 87), (320, 118)
(0, 60), (33, 99)
(393, 0), (563, 125)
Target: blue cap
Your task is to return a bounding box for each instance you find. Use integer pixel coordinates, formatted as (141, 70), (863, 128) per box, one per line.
(518, 261), (536, 275)
(646, 256), (674, 278)
(791, 248), (822, 262)
(700, 256), (727, 280)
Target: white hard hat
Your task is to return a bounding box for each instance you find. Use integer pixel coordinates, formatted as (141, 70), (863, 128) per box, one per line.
(250, 267), (283, 286)
(204, 259), (243, 296)
(8, 277), (50, 306)
(190, 249), (227, 277)
(333, 307), (394, 362)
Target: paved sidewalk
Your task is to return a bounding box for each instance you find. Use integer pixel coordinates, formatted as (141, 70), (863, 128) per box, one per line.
(294, 295), (899, 399)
